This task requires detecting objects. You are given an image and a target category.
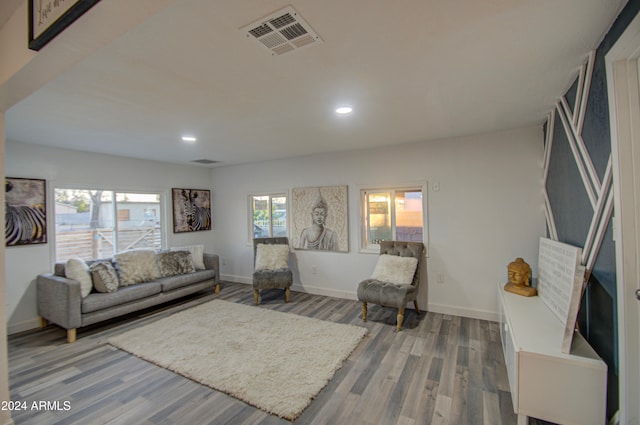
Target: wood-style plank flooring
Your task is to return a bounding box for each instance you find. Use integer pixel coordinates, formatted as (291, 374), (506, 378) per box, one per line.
(7, 282), (555, 425)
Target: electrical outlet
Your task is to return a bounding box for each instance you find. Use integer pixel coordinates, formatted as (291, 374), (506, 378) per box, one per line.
(311, 265), (318, 274)
(436, 272), (445, 284)
(222, 258), (227, 266)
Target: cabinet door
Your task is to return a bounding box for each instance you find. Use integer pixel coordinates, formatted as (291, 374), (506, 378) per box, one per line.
(499, 297), (518, 410)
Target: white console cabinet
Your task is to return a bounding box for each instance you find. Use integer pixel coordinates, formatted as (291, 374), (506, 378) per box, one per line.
(498, 284), (607, 425)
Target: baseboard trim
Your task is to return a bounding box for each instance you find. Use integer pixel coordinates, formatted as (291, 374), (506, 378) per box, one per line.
(427, 302), (499, 322)
(221, 274), (252, 285)
(8, 317), (41, 335)
(290, 284), (358, 301)
(222, 275), (358, 300)
(222, 276), (499, 320)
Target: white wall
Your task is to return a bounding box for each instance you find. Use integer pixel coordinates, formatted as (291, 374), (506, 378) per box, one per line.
(5, 141), (213, 334)
(211, 126), (547, 320)
(1, 113), (12, 425)
(5, 126), (546, 334)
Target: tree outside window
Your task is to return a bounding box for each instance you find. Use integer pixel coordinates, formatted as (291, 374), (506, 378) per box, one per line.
(54, 189), (162, 261)
(250, 194), (287, 239)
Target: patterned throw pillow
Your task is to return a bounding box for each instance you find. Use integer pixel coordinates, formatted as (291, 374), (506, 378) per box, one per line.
(255, 244), (289, 271)
(370, 254), (419, 285)
(157, 251), (196, 277)
(65, 257), (93, 298)
(113, 249), (161, 286)
(170, 245), (205, 270)
(90, 261), (119, 293)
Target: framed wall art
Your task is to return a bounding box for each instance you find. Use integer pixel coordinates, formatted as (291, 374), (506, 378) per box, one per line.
(5, 177), (47, 246)
(29, 0), (102, 51)
(292, 185), (348, 252)
(172, 188), (212, 233)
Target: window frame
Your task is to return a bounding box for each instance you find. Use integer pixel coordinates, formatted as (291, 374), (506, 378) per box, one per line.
(248, 192), (288, 242)
(359, 182), (428, 255)
(53, 186), (165, 262)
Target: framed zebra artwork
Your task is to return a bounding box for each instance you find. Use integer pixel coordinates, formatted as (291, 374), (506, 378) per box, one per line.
(5, 177), (47, 246)
(172, 188), (212, 233)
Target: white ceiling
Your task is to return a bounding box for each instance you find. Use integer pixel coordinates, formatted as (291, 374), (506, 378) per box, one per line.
(5, 0), (626, 167)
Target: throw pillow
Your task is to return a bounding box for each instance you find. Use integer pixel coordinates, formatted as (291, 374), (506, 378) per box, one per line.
(90, 261), (119, 293)
(65, 257), (93, 298)
(113, 249), (161, 286)
(171, 244), (205, 270)
(255, 243), (289, 271)
(370, 254), (419, 285)
(157, 251), (196, 277)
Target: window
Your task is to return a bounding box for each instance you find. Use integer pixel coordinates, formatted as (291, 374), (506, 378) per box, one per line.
(361, 186), (425, 251)
(54, 189), (163, 262)
(250, 193), (287, 239)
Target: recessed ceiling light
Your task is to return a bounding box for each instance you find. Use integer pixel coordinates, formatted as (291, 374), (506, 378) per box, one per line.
(335, 106), (353, 114)
(182, 136), (197, 143)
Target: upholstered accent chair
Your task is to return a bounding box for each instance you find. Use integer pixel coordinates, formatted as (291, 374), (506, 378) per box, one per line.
(252, 237), (293, 305)
(357, 241), (425, 330)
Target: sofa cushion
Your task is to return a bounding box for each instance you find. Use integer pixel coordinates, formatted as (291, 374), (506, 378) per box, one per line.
(171, 244), (205, 270)
(157, 251), (196, 277)
(255, 244), (289, 271)
(370, 254), (418, 285)
(65, 257), (93, 298)
(81, 281), (162, 313)
(158, 269), (215, 292)
(89, 261), (119, 293)
(113, 249), (161, 286)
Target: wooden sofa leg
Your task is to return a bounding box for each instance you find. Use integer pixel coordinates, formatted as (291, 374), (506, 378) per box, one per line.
(362, 302), (367, 322)
(39, 317), (48, 328)
(285, 287), (290, 303)
(254, 289), (260, 305)
(414, 300), (421, 315)
(397, 307), (405, 331)
(214, 284), (220, 294)
(67, 329), (77, 343)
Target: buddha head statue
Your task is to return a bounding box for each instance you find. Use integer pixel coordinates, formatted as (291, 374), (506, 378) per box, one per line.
(507, 257), (531, 287)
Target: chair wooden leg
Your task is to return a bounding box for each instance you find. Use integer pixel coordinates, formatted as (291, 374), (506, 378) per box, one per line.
(39, 317), (48, 328)
(414, 300), (420, 315)
(67, 328), (77, 343)
(214, 284), (220, 294)
(285, 287), (290, 303)
(254, 289), (260, 305)
(397, 307), (405, 331)
(362, 302), (367, 322)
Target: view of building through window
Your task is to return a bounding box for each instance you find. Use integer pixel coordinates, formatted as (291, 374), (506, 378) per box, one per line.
(54, 189), (162, 261)
(363, 188), (423, 248)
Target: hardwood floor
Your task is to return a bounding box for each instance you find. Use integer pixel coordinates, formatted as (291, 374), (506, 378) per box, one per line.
(7, 282), (555, 425)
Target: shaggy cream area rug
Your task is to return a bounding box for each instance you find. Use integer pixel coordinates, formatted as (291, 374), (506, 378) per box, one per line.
(108, 299), (367, 420)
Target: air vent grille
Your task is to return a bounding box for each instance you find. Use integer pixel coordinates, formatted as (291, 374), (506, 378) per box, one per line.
(248, 24), (273, 38)
(241, 6), (322, 56)
(269, 13), (296, 29)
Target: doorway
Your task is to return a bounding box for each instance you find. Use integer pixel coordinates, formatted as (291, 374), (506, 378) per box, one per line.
(606, 11), (640, 424)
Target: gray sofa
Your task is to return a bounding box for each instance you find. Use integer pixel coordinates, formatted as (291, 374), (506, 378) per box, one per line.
(37, 253), (220, 343)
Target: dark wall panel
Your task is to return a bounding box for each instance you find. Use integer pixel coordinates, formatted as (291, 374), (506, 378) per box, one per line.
(546, 109), (592, 247)
(582, 53), (613, 181)
(543, 0), (640, 417)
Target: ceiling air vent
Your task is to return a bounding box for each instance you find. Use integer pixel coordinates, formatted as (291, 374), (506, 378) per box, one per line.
(241, 6), (322, 56)
(190, 159), (220, 165)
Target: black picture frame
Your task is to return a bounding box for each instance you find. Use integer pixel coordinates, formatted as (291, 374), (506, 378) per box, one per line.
(172, 188), (212, 233)
(6, 177), (47, 246)
(29, 0), (101, 51)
